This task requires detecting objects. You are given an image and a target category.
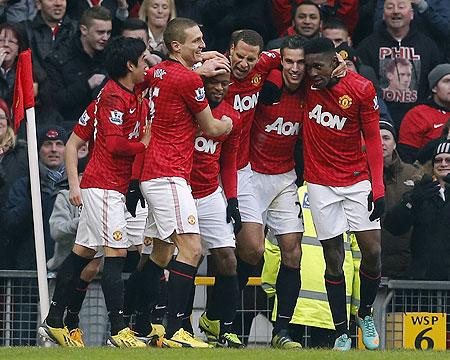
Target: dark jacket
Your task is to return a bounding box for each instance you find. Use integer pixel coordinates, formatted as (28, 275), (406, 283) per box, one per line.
(44, 33), (107, 130)
(3, 163), (63, 270)
(381, 150), (418, 278)
(384, 176), (450, 280)
(0, 65), (16, 106)
(21, 12), (77, 71)
(357, 23), (443, 129)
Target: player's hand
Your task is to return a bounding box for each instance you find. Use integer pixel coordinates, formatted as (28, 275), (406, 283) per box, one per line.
(126, 179), (145, 217)
(88, 74), (106, 89)
(69, 184), (83, 207)
(140, 123), (151, 148)
(220, 115), (233, 135)
(201, 51), (228, 62)
(409, 174), (440, 206)
(331, 53), (347, 78)
(368, 192), (385, 221)
(226, 197), (242, 235)
(196, 58), (231, 77)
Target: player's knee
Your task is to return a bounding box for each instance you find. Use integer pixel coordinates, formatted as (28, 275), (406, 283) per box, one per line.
(215, 251), (237, 276)
(241, 244), (264, 265)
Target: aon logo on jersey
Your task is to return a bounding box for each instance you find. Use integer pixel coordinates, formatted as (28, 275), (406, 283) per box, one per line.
(195, 137), (219, 154)
(233, 93), (259, 112)
(265, 117), (299, 136)
(309, 104), (347, 130)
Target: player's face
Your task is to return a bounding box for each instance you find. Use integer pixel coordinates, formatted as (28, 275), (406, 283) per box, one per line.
(294, 4), (321, 38)
(433, 154), (450, 181)
(131, 53), (149, 84)
(380, 129), (396, 161)
(122, 29), (150, 47)
(204, 72), (231, 104)
(146, 0), (171, 29)
(433, 74), (450, 106)
(305, 52), (336, 89)
(230, 40), (261, 80)
(39, 140), (65, 170)
(81, 19), (112, 52)
(387, 63), (412, 91)
(179, 25), (205, 67)
(383, 0), (413, 30)
(281, 47), (305, 91)
(37, 0), (66, 23)
(322, 28), (349, 47)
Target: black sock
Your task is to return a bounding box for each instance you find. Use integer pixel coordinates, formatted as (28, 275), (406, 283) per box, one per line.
(166, 260), (196, 338)
(236, 256), (255, 292)
(182, 281), (196, 333)
(123, 250), (140, 273)
(324, 273), (348, 337)
(46, 252), (90, 328)
(64, 278), (90, 330)
(152, 274), (168, 324)
(123, 271), (142, 325)
(273, 264), (301, 335)
(213, 274), (239, 335)
(101, 257), (126, 336)
(133, 259), (164, 335)
(358, 266), (381, 318)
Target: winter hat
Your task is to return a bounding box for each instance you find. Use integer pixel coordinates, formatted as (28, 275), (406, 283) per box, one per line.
(428, 63), (450, 90)
(379, 119), (396, 139)
(433, 140), (450, 159)
(38, 125), (68, 150)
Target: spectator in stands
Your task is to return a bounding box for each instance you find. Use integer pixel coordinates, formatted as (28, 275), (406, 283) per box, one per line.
(44, 6), (111, 130)
(266, 1), (322, 49)
(66, 0), (129, 23)
(138, 0), (175, 55)
(0, 22), (27, 106)
(374, 0), (450, 62)
(398, 64), (450, 163)
(379, 120), (420, 279)
(322, 17), (351, 47)
(22, 0), (77, 71)
(0, 0), (36, 23)
(357, 0), (443, 130)
(384, 140), (450, 281)
(3, 125), (68, 270)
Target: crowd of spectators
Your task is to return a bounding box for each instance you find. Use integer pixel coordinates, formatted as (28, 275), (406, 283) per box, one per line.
(0, 0), (449, 282)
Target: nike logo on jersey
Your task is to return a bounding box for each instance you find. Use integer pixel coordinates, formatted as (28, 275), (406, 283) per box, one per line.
(129, 108), (136, 114)
(308, 104), (347, 130)
(434, 123), (444, 129)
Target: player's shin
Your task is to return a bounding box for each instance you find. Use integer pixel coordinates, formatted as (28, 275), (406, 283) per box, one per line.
(324, 272), (348, 336)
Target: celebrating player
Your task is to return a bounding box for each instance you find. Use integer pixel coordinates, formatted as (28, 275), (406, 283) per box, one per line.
(302, 38), (384, 351)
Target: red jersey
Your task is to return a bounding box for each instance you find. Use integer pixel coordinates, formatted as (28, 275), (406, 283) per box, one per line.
(399, 103), (449, 149)
(73, 80), (148, 194)
(303, 71), (383, 197)
(250, 74), (304, 174)
(191, 101), (241, 199)
(140, 60), (209, 182)
(225, 51), (280, 170)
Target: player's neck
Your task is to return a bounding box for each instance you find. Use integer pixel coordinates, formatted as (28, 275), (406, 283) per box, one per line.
(116, 76), (135, 92)
(168, 54), (193, 70)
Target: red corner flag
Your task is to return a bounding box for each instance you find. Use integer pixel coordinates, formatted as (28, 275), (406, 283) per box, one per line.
(12, 49), (35, 133)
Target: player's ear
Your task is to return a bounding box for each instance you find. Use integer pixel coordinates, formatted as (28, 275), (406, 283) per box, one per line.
(127, 60), (134, 72)
(171, 40), (182, 53)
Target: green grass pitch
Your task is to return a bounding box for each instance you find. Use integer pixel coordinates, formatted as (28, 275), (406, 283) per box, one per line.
(1, 348), (449, 360)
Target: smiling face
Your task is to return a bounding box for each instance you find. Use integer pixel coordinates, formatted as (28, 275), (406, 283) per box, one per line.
(433, 153), (450, 182)
(130, 52), (149, 84)
(305, 51), (336, 89)
(204, 72), (231, 105)
(39, 139), (65, 170)
(281, 47), (305, 91)
(383, 0), (413, 31)
(293, 4), (321, 38)
(81, 19), (112, 53)
(230, 40), (261, 80)
(176, 25), (205, 67)
(37, 0), (66, 25)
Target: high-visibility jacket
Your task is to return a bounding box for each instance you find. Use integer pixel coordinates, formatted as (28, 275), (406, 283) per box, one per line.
(261, 184), (360, 329)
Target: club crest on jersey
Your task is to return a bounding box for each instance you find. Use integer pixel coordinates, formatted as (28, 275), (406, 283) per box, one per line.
(78, 110), (90, 126)
(195, 87), (205, 102)
(154, 68), (166, 79)
(338, 95), (352, 109)
(251, 73), (262, 86)
(109, 110), (124, 125)
(113, 231), (123, 241)
(187, 215), (196, 225)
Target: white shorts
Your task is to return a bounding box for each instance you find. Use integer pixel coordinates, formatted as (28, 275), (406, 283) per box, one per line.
(125, 202), (147, 246)
(237, 163), (263, 224)
(75, 188), (129, 250)
(196, 187), (235, 254)
(141, 177), (200, 242)
(307, 180), (381, 241)
(253, 169), (304, 236)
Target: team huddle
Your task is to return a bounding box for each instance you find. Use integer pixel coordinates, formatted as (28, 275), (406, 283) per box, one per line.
(38, 17), (384, 351)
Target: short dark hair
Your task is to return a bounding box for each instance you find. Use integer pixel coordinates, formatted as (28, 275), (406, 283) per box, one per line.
(104, 36), (146, 80)
(303, 37), (335, 56)
(293, 0), (322, 20)
(80, 6), (112, 28)
(322, 17), (348, 32)
(231, 29), (264, 53)
(120, 18), (149, 34)
(280, 35), (306, 58)
(163, 17), (199, 52)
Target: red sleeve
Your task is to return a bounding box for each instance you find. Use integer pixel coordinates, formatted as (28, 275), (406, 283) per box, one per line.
(220, 112), (242, 199)
(360, 84), (384, 201)
(259, 51), (282, 72)
(336, 0), (359, 35)
(398, 108), (426, 149)
(271, 0), (294, 36)
(73, 101), (96, 142)
(106, 135), (146, 156)
(180, 72), (209, 114)
(131, 151), (145, 179)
